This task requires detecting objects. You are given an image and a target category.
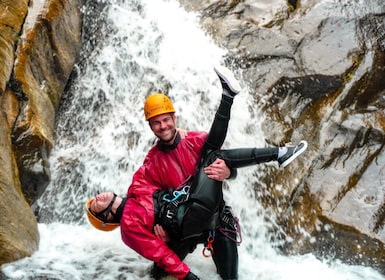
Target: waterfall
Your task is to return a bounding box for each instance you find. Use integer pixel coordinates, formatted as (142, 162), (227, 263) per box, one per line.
(2, 0), (384, 279)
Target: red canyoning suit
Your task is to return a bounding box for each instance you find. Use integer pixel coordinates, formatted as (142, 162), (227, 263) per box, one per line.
(121, 131), (207, 279)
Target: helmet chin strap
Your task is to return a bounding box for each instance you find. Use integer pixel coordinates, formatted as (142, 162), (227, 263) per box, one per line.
(94, 193), (117, 226)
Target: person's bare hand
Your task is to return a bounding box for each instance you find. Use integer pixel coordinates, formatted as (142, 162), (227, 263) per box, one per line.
(204, 158), (230, 181)
(154, 224), (170, 243)
(176, 128), (188, 139)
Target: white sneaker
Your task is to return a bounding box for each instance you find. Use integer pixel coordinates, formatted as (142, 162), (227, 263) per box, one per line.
(278, 140), (308, 168)
(214, 65), (241, 96)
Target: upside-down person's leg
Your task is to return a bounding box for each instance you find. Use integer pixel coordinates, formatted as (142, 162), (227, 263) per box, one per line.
(201, 95), (233, 156)
(199, 65), (241, 163)
(215, 147), (279, 168)
(215, 141), (308, 169)
(212, 228), (239, 280)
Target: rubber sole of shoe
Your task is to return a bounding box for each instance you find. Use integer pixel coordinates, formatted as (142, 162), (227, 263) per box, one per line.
(214, 65), (241, 94)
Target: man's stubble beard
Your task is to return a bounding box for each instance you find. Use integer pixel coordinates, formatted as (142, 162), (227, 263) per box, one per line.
(159, 128), (177, 144)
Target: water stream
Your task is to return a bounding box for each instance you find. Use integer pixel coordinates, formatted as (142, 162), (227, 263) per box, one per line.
(2, 0), (385, 279)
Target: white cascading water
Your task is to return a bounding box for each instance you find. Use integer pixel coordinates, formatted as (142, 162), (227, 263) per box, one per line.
(2, 0), (385, 279)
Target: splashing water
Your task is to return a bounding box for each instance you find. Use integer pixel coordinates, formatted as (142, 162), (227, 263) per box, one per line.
(2, 0), (385, 279)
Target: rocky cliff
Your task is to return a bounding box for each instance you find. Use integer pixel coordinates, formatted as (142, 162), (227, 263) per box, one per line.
(0, 0), (83, 265)
(178, 0), (385, 273)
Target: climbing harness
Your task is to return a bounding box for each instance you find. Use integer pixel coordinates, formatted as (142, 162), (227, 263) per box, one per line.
(202, 231), (215, 257)
(162, 185), (190, 203)
(156, 184), (191, 238)
(219, 216), (242, 245)
(219, 206), (242, 245)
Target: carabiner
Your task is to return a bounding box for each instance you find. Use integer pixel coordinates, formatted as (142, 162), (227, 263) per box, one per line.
(202, 246), (214, 257)
(202, 234), (215, 257)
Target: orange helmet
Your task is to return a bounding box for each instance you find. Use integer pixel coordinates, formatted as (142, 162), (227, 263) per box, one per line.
(144, 93), (175, 120)
(85, 198), (120, 231)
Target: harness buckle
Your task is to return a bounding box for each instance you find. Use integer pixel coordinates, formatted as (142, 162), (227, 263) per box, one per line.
(202, 231), (215, 257)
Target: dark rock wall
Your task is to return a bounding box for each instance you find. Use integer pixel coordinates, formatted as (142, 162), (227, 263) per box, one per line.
(177, 0), (385, 273)
(0, 0), (83, 265)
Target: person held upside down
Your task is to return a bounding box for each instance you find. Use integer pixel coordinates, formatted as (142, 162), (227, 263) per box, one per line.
(85, 66), (308, 280)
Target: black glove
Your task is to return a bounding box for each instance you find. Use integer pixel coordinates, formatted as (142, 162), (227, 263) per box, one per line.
(184, 271), (200, 280)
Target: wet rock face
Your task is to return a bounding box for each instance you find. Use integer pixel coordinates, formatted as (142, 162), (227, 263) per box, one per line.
(177, 0), (385, 273)
(0, 0), (38, 266)
(12, 0), (84, 204)
(0, 100), (39, 266)
(0, 0), (83, 265)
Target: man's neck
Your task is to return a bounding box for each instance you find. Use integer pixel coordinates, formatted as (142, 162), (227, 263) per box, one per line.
(158, 131), (181, 152)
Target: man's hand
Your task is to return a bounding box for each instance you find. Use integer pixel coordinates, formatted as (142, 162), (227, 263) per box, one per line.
(154, 224), (170, 243)
(204, 158), (230, 181)
(176, 128), (188, 139)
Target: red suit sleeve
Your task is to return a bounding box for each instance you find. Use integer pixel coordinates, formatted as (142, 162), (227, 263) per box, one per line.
(120, 196), (190, 279)
(127, 164), (158, 198)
